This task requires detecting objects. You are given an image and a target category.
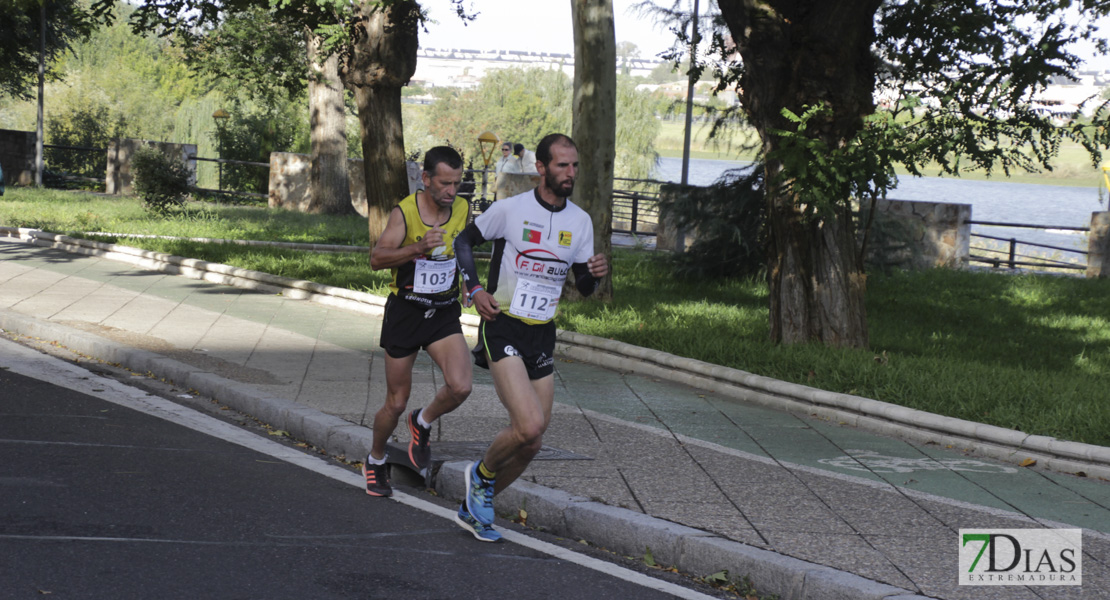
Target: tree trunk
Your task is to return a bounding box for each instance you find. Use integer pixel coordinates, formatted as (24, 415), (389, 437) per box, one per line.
(717, 0), (882, 348)
(570, 0), (616, 301)
(342, 1), (419, 245)
(765, 170), (868, 346)
(352, 84), (409, 242)
(306, 28), (353, 215)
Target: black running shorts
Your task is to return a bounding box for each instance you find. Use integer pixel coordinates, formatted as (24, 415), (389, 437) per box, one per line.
(379, 294), (463, 359)
(476, 314), (556, 380)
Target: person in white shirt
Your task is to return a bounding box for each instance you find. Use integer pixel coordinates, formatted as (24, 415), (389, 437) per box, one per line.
(514, 142), (538, 174)
(452, 133), (609, 542)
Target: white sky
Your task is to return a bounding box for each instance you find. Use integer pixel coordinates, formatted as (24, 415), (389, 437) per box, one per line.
(421, 0), (675, 59)
(421, 0), (1110, 71)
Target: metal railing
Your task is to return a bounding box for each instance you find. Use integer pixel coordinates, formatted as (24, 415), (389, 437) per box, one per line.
(462, 170), (664, 238)
(191, 156), (269, 200)
(965, 220), (1088, 271)
(42, 144), (106, 184)
(612, 177), (663, 237)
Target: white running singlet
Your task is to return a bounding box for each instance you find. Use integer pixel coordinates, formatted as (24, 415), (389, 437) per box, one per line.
(474, 190), (595, 325)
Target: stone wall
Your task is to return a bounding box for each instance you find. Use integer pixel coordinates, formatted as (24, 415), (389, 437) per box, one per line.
(862, 199), (971, 270)
(0, 129), (36, 186)
(495, 172), (540, 200)
(653, 194), (972, 267)
(1087, 212), (1110, 278)
(106, 139), (197, 195)
(268, 152), (422, 217)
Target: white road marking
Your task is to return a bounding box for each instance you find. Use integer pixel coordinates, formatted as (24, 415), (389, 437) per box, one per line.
(0, 339), (718, 600)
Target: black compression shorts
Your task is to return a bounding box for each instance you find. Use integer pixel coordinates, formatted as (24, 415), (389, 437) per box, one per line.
(379, 294), (463, 359)
(475, 315), (556, 380)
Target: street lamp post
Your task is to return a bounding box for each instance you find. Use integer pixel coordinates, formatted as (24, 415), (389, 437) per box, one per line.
(35, 1), (45, 187)
(677, 0), (700, 253)
(212, 109), (230, 191)
(477, 131), (499, 204)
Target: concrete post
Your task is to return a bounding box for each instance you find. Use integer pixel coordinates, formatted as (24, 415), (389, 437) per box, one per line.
(106, 139), (196, 195)
(0, 129), (37, 186)
(864, 199), (971, 270)
(1086, 212), (1110, 278)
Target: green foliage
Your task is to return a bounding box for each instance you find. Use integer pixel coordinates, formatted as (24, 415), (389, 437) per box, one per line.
(615, 77), (662, 180)
(874, 1), (1110, 175)
(767, 104), (898, 219)
(0, 0), (98, 100)
(131, 146), (191, 214)
(658, 164), (766, 279)
(416, 68), (659, 179)
(188, 6), (306, 112)
(45, 96), (127, 179)
(214, 102), (306, 193)
(1, 1), (311, 194)
(648, 60), (683, 84)
(49, 2), (209, 141)
(421, 67), (573, 163)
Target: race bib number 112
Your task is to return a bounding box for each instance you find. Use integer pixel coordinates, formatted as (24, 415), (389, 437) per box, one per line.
(509, 278), (560, 321)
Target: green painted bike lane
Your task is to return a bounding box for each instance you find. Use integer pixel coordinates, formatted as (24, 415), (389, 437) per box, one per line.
(552, 358), (1110, 535)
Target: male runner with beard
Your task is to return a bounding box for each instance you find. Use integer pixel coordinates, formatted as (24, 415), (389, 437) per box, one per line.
(452, 134), (609, 541)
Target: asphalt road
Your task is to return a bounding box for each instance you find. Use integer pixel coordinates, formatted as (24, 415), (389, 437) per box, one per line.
(0, 340), (718, 600)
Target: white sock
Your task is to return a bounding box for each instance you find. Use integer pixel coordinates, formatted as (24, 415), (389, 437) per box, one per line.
(366, 453), (386, 465)
(417, 409), (432, 429)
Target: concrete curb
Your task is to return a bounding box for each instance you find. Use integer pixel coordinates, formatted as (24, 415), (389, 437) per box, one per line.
(73, 232), (373, 254)
(0, 309), (923, 600)
(4, 226), (1108, 481)
(433, 463), (923, 600)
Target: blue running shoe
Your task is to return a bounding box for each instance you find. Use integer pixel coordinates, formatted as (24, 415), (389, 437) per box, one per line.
(464, 461), (496, 525)
(456, 504), (501, 542)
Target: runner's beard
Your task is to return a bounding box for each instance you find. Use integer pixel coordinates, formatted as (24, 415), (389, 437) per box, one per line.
(546, 172), (575, 198)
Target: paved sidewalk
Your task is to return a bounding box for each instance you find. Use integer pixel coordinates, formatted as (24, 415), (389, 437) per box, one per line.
(1, 235), (1108, 600)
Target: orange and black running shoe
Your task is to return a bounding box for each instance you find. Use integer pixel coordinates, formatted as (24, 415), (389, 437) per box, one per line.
(407, 409), (432, 470)
(362, 459), (392, 497)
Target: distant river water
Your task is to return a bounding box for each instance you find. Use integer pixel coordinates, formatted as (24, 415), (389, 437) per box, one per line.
(653, 156), (1106, 255)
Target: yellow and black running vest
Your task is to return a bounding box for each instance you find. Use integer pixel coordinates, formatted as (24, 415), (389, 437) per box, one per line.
(388, 192), (469, 309)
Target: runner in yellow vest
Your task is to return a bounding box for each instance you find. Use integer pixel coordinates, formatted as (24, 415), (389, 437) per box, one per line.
(363, 146), (472, 497)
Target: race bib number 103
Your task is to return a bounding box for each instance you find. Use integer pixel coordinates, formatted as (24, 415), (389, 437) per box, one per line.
(413, 258), (456, 294)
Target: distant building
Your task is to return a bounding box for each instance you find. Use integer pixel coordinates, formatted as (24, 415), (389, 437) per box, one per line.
(412, 47), (664, 89)
(411, 48), (1110, 118)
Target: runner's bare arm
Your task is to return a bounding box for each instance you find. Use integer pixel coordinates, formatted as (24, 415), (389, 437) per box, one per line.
(370, 207), (445, 270)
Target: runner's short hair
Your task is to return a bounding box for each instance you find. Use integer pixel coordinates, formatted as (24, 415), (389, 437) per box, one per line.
(423, 146), (463, 174)
(536, 134), (576, 167)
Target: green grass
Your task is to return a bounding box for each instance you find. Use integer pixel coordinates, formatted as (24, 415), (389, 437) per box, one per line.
(4, 187), (1108, 447)
(0, 188), (370, 246)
